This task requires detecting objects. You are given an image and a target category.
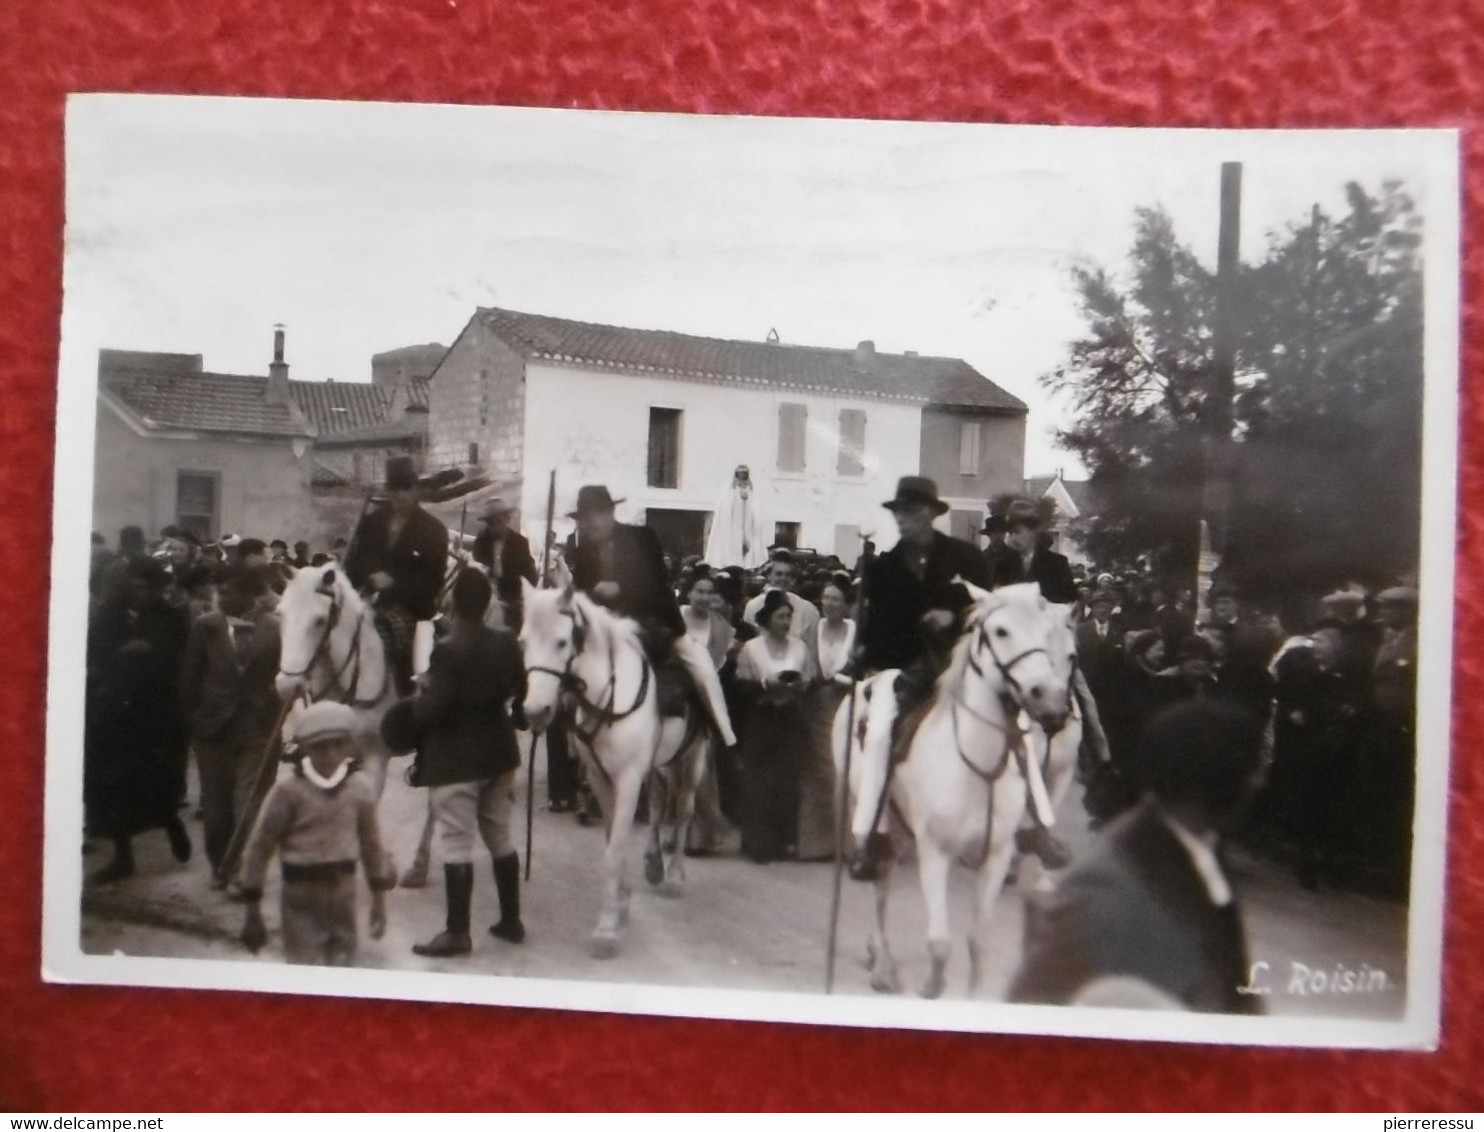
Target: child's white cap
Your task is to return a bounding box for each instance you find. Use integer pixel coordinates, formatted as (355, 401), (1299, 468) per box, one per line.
(292, 702), (357, 746)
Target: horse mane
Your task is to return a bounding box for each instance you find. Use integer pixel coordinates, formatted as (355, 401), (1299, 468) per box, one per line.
(935, 600), (995, 699)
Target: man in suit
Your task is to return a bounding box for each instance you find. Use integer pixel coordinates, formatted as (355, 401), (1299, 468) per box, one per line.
(562, 485), (736, 747)
(178, 564), (283, 882)
(343, 455), (449, 694)
(1075, 588), (1126, 706)
(847, 476), (991, 879)
(471, 496), (538, 632)
(991, 502), (1078, 604)
(1008, 698), (1266, 1014)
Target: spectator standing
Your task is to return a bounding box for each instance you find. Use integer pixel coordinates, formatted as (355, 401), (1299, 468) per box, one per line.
(733, 590), (817, 863)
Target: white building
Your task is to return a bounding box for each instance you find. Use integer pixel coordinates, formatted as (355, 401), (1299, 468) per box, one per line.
(425, 308), (1026, 564)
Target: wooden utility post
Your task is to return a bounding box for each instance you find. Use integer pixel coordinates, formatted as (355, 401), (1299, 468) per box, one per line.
(1197, 162), (1243, 618)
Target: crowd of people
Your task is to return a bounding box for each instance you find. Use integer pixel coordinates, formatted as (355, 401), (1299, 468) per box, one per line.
(82, 456), (1420, 978)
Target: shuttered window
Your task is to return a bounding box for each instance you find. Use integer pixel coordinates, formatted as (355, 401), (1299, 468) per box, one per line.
(959, 420), (982, 475)
(777, 402), (807, 472)
(837, 408), (867, 476)
(648, 407), (682, 489)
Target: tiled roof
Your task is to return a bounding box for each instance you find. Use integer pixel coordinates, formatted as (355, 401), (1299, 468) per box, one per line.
(314, 415), (427, 446)
(290, 380), (388, 434)
(103, 369), (313, 438)
(103, 359), (432, 442)
(473, 307), (1025, 413)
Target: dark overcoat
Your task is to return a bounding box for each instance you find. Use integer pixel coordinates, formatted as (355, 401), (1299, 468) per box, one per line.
(1008, 799), (1261, 1014)
(411, 625), (526, 787)
(563, 523), (684, 638)
(343, 504), (449, 621)
(857, 531), (990, 674)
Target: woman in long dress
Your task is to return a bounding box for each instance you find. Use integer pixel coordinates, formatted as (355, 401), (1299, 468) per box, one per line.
(798, 578), (855, 860)
(733, 589), (816, 862)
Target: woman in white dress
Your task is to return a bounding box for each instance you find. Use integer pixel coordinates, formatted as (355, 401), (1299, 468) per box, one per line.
(797, 577), (856, 860)
(734, 589), (817, 862)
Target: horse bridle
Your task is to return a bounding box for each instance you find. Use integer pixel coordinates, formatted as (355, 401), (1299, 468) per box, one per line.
(525, 605), (652, 748)
(279, 584), (386, 709)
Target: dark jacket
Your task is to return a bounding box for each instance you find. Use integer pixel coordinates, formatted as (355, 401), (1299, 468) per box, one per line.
(1009, 799), (1260, 1014)
(412, 625), (526, 787)
(343, 504), (449, 621)
(857, 531), (990, 673)
(472, 527), (538, 629)
(178, 610), (283, 744)
(1075, 617), (1126, 701)
(990, 545), (1078, 604)
(563, 523), (684, 638)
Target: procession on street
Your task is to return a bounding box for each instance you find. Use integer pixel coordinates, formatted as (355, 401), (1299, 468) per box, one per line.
(50, 98), (1455, 1048)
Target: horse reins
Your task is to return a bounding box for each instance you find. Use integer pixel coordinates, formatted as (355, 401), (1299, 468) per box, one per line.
(279, 585), (389, 709)
(526, 606), (653, 768)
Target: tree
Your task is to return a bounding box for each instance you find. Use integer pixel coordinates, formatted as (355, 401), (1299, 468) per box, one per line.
(1043, 181), (1424, 608)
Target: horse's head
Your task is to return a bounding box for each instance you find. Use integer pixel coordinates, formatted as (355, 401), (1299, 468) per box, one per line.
(275, 564), (354, 700)
(518, 577), (588, 734)
(962, 581), (1074, 733)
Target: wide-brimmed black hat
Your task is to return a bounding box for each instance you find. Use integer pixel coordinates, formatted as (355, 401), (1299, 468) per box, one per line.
(567, 484), (624, 518)
(883, 476), (949, 516)
(385, 455), (419, 491)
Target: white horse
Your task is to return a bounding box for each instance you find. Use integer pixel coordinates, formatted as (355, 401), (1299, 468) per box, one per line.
(519, 578), (710, 958)
(833, 581), (1078, 998)
(274, 564), (401, 799)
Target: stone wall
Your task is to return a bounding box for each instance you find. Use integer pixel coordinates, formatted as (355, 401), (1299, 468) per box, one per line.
(426, 319), (527, 498)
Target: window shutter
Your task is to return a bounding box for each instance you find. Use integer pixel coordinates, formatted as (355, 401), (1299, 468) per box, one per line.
(959, 421), (982, 475)
(778, 403), (807, 472)
(837, 408), (866, 475)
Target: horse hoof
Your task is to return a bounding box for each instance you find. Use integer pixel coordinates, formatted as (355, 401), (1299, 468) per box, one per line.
(643, 853), (664, 886)
(657, 879), (683, 900)
(919, 976), (946, 1000)
(589, 934), (620, 959)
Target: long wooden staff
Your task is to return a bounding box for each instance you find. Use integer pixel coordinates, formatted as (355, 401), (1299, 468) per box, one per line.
(218, 694), (299, 886)
(525, 469), (558, 881)
(825, 543), (870, 993)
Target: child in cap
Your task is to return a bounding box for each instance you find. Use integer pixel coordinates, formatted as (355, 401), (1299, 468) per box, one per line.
(239, 701), (395, 965)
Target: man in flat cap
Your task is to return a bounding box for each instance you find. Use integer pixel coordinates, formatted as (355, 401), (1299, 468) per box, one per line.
(343, 455), (450, 695)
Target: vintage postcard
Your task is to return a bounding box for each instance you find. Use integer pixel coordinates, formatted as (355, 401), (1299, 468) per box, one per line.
(45, 94), (1459, 1048)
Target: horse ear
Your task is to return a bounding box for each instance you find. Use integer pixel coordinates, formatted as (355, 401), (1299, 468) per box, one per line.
(319, 568), (337, 592)
(520, 575), (536, 600)
(955, 574), (995, 608)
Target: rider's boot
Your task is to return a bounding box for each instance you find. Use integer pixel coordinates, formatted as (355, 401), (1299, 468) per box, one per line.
(489, 851), (525, 943)
(412, 863), (473, 957)
(1014, 825), (1074, 870)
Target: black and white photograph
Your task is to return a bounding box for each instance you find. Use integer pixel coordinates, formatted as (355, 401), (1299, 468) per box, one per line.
(45, 95), (1458, 1048)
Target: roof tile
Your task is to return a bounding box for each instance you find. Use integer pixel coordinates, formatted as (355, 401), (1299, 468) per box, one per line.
(475, 308), (1025, 413)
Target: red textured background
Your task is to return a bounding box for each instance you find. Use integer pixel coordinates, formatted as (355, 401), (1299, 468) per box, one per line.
(1, 0), (1481, 1112)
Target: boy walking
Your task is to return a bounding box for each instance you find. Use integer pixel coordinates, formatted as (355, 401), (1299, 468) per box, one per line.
(239, 701), (395, 965)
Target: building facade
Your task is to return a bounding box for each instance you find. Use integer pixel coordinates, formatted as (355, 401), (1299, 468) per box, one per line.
(424, 308), (1028, 563)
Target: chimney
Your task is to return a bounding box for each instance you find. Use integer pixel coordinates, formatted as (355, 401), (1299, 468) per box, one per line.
(267, 323), (290, 405)
(853, 339), (875, 369)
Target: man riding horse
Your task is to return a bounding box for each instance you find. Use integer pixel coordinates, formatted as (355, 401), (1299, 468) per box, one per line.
(561, 485), (737, 749)
(342, 455), (450, 696)
(845, 476), (991, 881)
